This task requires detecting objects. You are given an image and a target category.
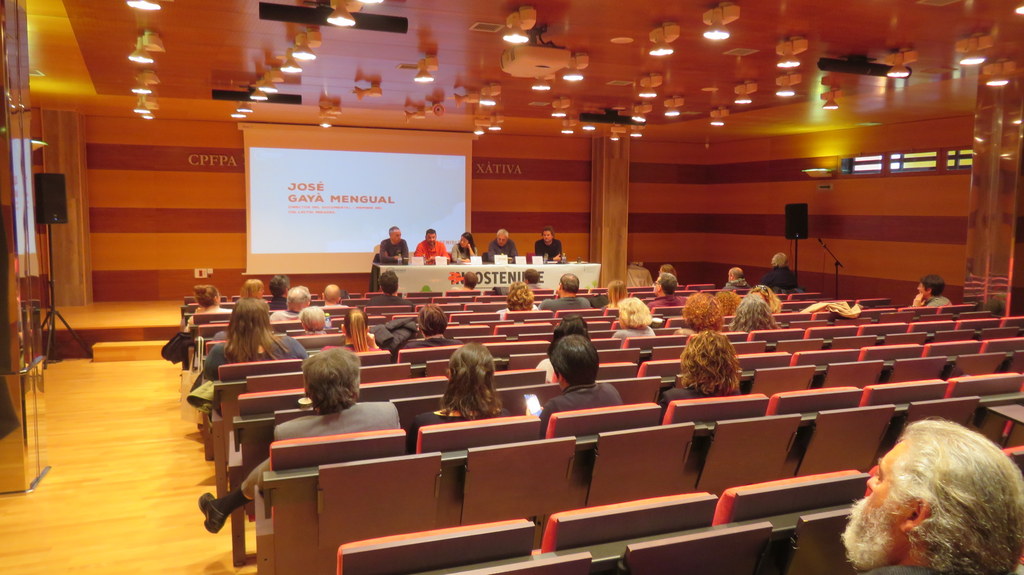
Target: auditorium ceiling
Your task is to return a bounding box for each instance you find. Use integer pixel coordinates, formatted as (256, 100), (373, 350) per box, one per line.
(26, 0), (1024, 143)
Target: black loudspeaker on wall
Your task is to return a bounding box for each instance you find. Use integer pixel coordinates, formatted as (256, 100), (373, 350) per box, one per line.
(785, 203), (808, 240)
(35, 173), (68, 224)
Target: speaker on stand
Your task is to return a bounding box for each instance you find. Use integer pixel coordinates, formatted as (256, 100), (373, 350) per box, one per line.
(34, 173), (91, 363)
(784, 203), (808, 287)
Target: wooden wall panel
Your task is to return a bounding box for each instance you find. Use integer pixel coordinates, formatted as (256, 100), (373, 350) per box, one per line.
(88, 170), (245, 209)
(91, 233), (246, 270)
(85, 116), (243, 148)
(472, 180), (590, 212)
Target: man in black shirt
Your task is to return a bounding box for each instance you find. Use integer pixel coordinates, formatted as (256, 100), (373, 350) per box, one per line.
(378, 226), (409, 264)
(533, 226), (563, 262)
(268, 274), (290, 310)
(368, 270), (414, 307)
(538, 335), (622, 434)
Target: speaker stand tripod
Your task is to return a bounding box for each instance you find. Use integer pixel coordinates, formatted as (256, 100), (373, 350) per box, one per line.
(41, 223), (91, 364)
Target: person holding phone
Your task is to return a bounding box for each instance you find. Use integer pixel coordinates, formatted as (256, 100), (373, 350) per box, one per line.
(537, 335), (622, 435)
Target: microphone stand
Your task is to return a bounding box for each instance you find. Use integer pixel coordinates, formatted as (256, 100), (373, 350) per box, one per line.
(818, 238), (844, 300)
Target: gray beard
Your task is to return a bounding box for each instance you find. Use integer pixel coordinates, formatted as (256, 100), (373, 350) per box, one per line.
(842, 496), (898, 571)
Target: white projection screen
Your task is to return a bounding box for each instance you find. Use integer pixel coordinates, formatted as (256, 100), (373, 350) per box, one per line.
(242, 124), (473, 274)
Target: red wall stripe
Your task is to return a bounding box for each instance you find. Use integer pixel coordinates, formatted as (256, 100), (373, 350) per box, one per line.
(86, 144), (244, 173)
(472, 157), (590, 181)
(472, 211), (590, 234)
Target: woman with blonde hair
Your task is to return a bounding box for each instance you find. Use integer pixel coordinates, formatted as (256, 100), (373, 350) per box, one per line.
(659, 331), (740, 409)
(203, 297), (307, 381)
(343, 308), (379, 352)
(239, 278), (265, 300)
(729, 293), (779, 332)
(605, 280), (627, 310)
(749, 284), (783, 313)
(613, 297), (655, 339)
(498, 281), (538, 319)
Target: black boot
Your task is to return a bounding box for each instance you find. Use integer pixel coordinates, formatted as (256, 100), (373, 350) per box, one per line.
(198, 489), (248, 533)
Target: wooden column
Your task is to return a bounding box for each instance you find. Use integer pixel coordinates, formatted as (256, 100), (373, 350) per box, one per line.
(589, 137), (629, 286)
(40, 109), (91, 306)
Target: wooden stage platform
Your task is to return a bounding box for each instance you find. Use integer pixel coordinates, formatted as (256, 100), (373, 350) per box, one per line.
(49, 301), (183, 361)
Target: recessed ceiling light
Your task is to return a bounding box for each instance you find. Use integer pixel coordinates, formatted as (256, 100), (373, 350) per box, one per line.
(857, 122), (883, 127)
(700, 87), (719, 92)
(610, 37), (634, 44)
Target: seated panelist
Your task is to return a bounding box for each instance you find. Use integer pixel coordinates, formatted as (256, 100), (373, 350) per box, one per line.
(487, 228), (518, 261)
(414, 228), (449, 264)
(378, 225), (409, 264)
(533, 226), (562, 262)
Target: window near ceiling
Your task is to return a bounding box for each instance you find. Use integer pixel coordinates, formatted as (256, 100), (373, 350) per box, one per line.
(890, 151), (938, 173)
(839, 154), (884, 175)
(946, 149), (974, 171)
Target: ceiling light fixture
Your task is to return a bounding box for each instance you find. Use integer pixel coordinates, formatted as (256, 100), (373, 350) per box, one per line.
(236, 102), (253, 114)
(637, 73), (663, 98)
(292, 33), (316, 61)
(414, 55), (438, 83)
(562, 53), (588, 82)
(983, 60), (1016, 86)
(326, 0), (357, 26)
(581, 124), (596, 131)
(648, 22), (680, 56)
(663, 96), (684, 117)
(883, 48), (917, 78)
(702, 2), (739, 40)
(551, 96), (571, 117)
(250, 90), (269, 101)
(231, 112), (247, 119)
(733, 81), (756, 104)
(609, 125), (628, 141)
(503, 5), (537, 44)
(776, 36), (808, 68)
(1017, 2), (1024, 14)
(126, 0), (163, 10)
(353, 81), (382, 99)
(128, 37), (155, 64)
(560, 118), (577, 134)
(281, 49), (303, 74)
(630, 126), (644, 138)
(133, 95), (152, 114)
(776, 73), (801, 97)
(453, 91), (479, 107)
(631, 102), (652, 123)
(256, 74), (279, 94)
(480, 83), (501, 106)
(140, 30), (165, 53)
(532, 78), (552, 91)
(821, 90), (841, 110)
(956, 33), (992, 66)
(132, 70), (160, 94)
(709, 107), (729, 126)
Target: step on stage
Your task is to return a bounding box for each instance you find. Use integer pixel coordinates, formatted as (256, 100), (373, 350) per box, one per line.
(48, 301), (182, 361)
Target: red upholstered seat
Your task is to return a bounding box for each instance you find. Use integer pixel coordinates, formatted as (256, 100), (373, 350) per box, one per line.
(711, 469), (866, 525)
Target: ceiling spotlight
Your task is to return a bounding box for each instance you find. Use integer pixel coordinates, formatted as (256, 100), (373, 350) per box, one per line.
(414, 55), (438, 83)
(560, 118), (576, 134)
(956, 33), (992, 66)
(637, 73), (663, 98)
(256, 74), (279, 94)
(281, 49), (303, 74)
(132, 82), (152, 95)
(140, 114), (155, 120)
(551, 110), (567, 118)
(702, 3), (739, 40)
(486, 113), (504, 131)
(551, 96), (571, 118)
(128, 37), (155, 64)
(821, 89), (841, 110)
(776, 73), (801, 96)
(132, 69), (159, 94)
(292, 33), (316, 61)
(648, 22), (680, 56)
(231, 112), (247, 119)
(126, 0), (162, 10)
(561, 127), (574, 134)
(664, 96), (684, 117)
(983, 60), (1016, 86)
(562, 53), (588, 82)
(630, 126), (644, 138)
(709, 107), (729, 126)
(581, 124), (596, 131)
(326, 0), (357, 26)
(480, 83), (501, 106)
(133, 95), (152, 114)
(140, 30), (165, 53)
(631, 102), (652, 123)
(488, 124), (502, 131)
(776, 36), (808, 68)
(883, 49), (917, 78)
(250, 90), (269, 101)
(503, 5), (537, 44)
(532, 78), (552, 91)
(236, 102), (253, 114)
(474, 128), (486, 135)
(353, 82), (382, 99)
(1017, 2), (1024, 14)
(733, 81), (756, 104)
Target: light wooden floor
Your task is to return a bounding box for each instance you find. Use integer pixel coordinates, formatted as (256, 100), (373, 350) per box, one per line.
(0, 359), (257, 575)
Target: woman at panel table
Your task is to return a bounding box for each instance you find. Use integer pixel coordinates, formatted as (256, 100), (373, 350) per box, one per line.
(405, 343), (508, 452)
(659, 331), (741, 411)
(450, 232), (477, 263)
(202, 297), (308, 382)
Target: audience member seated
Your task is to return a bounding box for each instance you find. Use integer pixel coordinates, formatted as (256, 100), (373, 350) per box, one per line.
(715, 290), (742, 316)
(239, 278), (264, 300)
(405, 304), (463, 349)
(197, 348), (401, 533)
(758, 253), (798, 293)
(613, 297), (656, 340)
(723, 267), (751, 291)
(912, 274), (952, 307)
(729, 293), (779, 332)
(605, 280), (627, 310)
(405, 343), (509, 451)
(451, 271), (479, 292)
(523, 268), (542, 289)
(647, 273), (686, 309)
(498, 281), (538, 320)
(537, 316), (590, 383)
(368, 271), (414, 307)
(270, 286), (311, 322)
(534, 225), (563, 262)
(299, 306), (328, 335)
(659, 263), (677, 279)
(413, 228), (450, 264)
(749, 284), (783, 313)
(659, 331), (741, 409)
(323, 284), (349, 305)
(538, 335), (623, 432)
(486, 228), (519, 261)
(342, 309), (380, 352)
(378, 225), (409, 264)
(202, 298), (309, 382)
(268, 274), (290, 311)
(188, 284), (223, 326)
(450, 232), (477, 263)
(538, 273), (591, 311)
(674, 292), (724, 337)
(841, 420), (1024, 575)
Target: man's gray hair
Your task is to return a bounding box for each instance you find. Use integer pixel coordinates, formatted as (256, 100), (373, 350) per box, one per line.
(892, 419), (1024, 575)
(389, 226), (400, 234)
(496, 228), (509, 238)
(287, 285), (311, 307)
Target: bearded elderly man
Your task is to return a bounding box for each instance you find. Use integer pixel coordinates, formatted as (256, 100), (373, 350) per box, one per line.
(841, 419), (1024, 575)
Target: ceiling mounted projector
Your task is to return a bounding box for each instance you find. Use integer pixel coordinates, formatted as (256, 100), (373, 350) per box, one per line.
(500, 45), (571, 78)
(579, 109), (643, 126)
(817, 55), (896, 78)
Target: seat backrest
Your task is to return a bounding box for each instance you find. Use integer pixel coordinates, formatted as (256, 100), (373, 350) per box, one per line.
(554, 308), (602, 318)
(775, 338), (825, 354)
(507, 353), (549, 371)
(931, 329), (975, 342)
(337, 519), (536, 575)
(860, 379), (947, 406)
(738, 352), (791, 372)
(246, 370), (304, 393)
(790, 348), (860, 367)
(821, 360), (884, 388)
(359, 376), (448, 402)
(946, 373), (1024, 398)
(747, 328), (804, 343)
(923, 340), (983, 358)
(878, 311), (914, 324)
(494, 369), (548, 388)
(858, 344), (923, 362)
(238, 388), (305, 416)
(797, 405), (896, 476)
(293, 333), (345, 350)
(365, 305), (414, 316)
(268, 428), (407, 471)
(663, 394), (769, 425)
(804, 325), (859, 340)
(955, 317), (1001, 331)
(218, 358), (304, 382)
(980, 326), (1020, 340)
(449, 312), (502, 324)
(785, 508), (857, 575)
(622, 522), (773, 575)
(732, 341), (768, 355)
(856, 322), (909, 337)
(590, 337), (622, 350)
(446, 324), (492, 338)
(597, 347), (641, 364)
(484, 340), (551, 360)
(391, 394), (443, 428)
(417, 416), (541, 453)
(829, 335), (877, 350)
(454, 553), (593, 575)
(623, 334), (688, 351)
(546, 403), (661, 438)
(1003, 445), (1024, 475)
(396, 344), (463, 365)
(748, 365), (816, 396)
(503, 310), (555, 322)
(912, 320), (956, 334)
(766, 387), (862, 415)
(359, 362), (413, 384)
(651, 345), (686, 361)
(596, 362), (638, 380)
(883, 332), (927, 346)
(541, 492), (718, 553)
(1000, 316), (1024, 329)
(980, 337), (1024, 354)
(354, 350), (392, 366)
(887, 356), (947, 383)
(950, 352), (1006, 377)
(905, 396), (980, 425)
(712, 470), (867, 525)
(600, 377), (663, 404)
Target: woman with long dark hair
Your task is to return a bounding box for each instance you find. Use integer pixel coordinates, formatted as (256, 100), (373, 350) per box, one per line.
(202, 297), (307, 381)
